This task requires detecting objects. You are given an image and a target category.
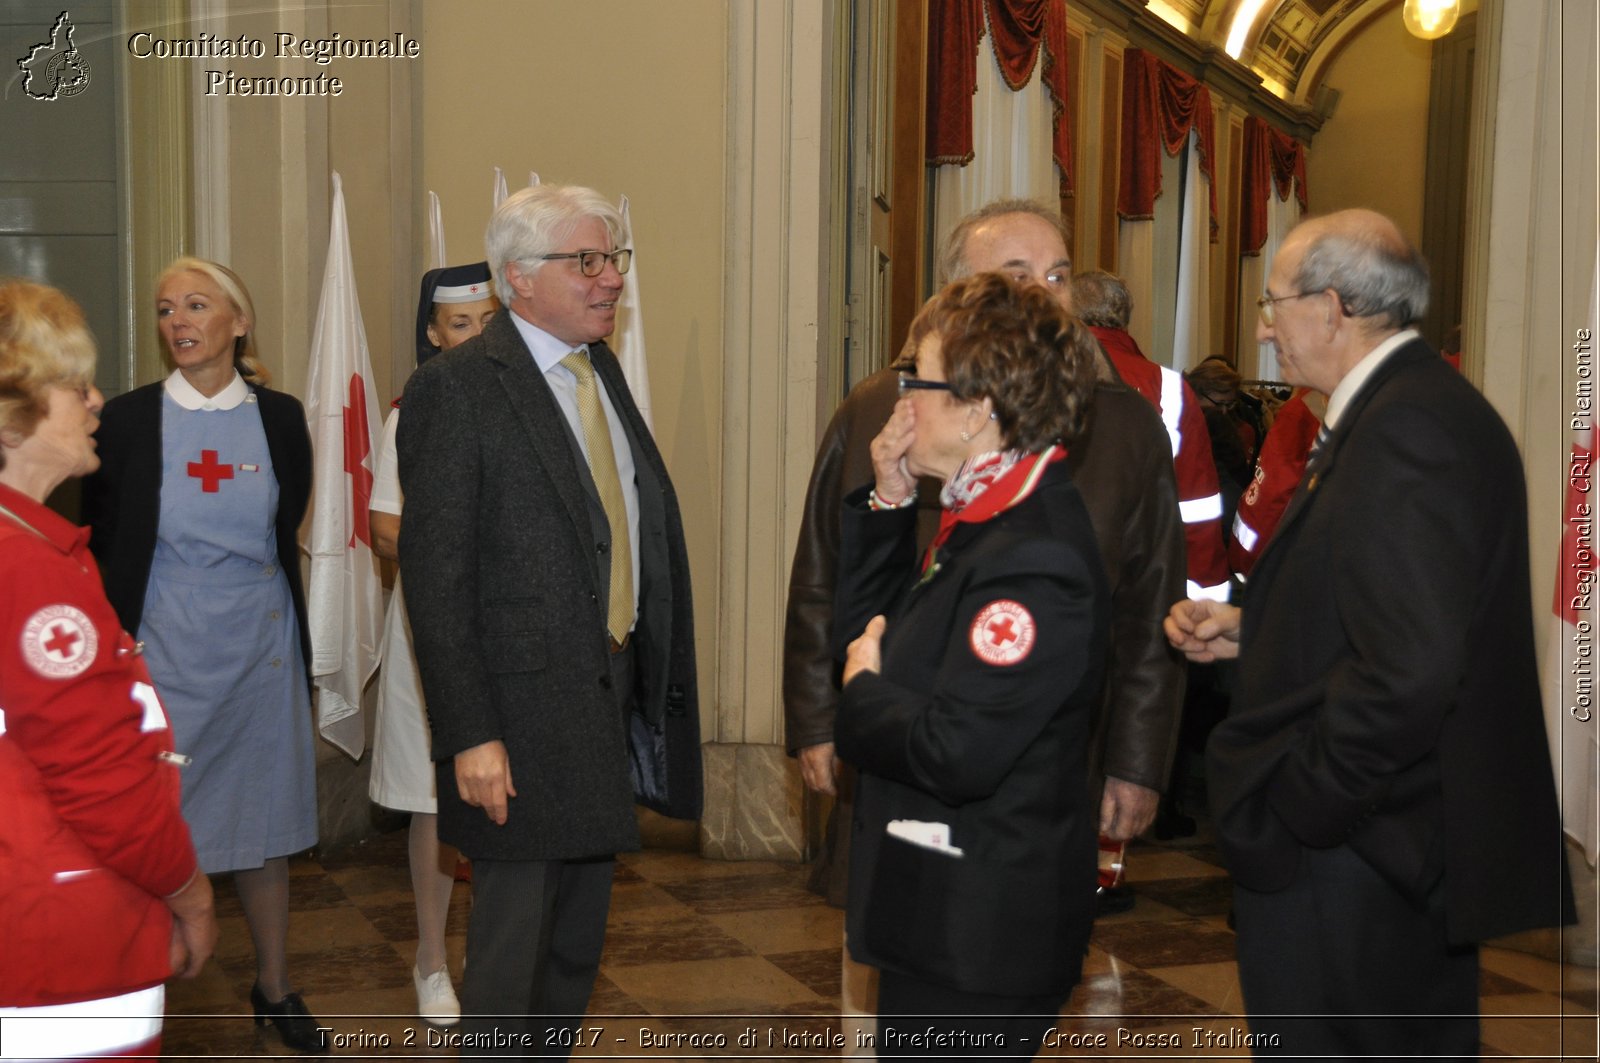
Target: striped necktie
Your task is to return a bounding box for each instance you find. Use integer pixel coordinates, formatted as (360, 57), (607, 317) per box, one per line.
(561, 350), (634, 641)
(1310, 422), (1331, 460)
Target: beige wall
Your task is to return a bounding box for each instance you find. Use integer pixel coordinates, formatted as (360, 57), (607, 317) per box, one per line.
(1304, 15), (1433, 243)
(208, 2), (411, 407)
(418, 0), (730, 731)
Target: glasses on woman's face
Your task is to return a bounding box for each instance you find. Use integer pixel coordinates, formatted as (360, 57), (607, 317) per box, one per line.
(897, 371), (953, 395)
(538, 249), (633, 277)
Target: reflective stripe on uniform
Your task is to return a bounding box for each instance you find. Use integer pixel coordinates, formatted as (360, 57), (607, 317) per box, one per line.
(1180, 493), (1223, 524)
(1157, 366), (1183, 458)
(1233, 514), (1260, 552)
(0, 984), (164, 1057)
(1187, 578), (1232, 602)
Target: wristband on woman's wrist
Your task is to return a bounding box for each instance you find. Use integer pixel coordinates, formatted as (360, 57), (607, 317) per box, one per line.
(868, 487), (917, 511)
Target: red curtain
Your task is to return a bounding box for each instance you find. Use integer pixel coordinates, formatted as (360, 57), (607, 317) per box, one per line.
(1116, 49), (1217, 235)
(925, 0), (1074, 189)
(1239, 115), (1310, 255)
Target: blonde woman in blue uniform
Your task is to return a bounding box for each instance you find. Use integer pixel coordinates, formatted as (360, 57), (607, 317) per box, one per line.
(84, 258), (324, 1054)
(368, 263), (498, 1027)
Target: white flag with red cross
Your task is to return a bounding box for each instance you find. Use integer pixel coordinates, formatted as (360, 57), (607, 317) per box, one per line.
(304, 171), (383, 760)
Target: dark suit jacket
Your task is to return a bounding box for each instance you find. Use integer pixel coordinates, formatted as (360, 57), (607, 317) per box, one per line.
(81, 380), (313, 676)
(397, 311), (700, 862)
(833, 463), (1109, 996)
(1209, 338), (1575, 944)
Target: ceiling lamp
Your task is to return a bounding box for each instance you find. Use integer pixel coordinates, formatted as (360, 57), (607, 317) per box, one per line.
(1402, 0), (1461, 40)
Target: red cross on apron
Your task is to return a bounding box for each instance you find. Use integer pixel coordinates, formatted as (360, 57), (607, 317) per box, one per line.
(188, 449), (234, 493)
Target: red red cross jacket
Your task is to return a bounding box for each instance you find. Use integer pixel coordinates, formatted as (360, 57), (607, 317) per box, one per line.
(0, 482), (198, 1008)
(1089, 327), (1230, 600)
(1228, 390), (1322, 581)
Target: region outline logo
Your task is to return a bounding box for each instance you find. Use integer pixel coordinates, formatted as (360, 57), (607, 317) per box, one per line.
(17, 10), (91, 101)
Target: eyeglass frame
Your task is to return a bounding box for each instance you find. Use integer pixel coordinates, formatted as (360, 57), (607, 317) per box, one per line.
(897, 370), (954, 394)
(1256, 289), (1321, 325)
(538, 248), (633, 277)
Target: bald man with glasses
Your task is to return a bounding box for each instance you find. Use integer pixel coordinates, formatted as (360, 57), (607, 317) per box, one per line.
(1166, 208), (1573, 1057)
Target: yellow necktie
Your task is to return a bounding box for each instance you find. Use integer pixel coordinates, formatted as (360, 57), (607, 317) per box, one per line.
(561, 351), (634, 641)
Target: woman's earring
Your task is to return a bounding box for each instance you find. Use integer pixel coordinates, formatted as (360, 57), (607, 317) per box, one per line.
(960, 428), (971, 442)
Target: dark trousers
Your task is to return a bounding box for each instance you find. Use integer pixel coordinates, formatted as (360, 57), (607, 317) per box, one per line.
(456, 643), (634, 1059)
(876, 969), (1064, 1061)
(459, 855), (615, 1059)
(1233, 843), (1479, 1062)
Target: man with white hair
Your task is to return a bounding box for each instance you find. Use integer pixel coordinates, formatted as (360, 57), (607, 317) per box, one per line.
(1167, 208), (1573, 1057)
(399, 184), (701, 1054)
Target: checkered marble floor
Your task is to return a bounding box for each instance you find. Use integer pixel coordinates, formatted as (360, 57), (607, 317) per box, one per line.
(161, 824), (1596, 1060)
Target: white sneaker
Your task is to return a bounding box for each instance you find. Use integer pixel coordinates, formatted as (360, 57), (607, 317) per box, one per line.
(413, 964), (460, 1026)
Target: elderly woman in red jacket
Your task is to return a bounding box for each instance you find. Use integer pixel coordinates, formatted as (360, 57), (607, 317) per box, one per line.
(0, 280), (215, 1058)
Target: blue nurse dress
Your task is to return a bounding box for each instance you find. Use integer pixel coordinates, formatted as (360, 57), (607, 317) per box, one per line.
(138, 387), (317, 874)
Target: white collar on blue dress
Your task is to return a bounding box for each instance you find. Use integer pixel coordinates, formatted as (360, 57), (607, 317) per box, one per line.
(164, 369), (251, 411)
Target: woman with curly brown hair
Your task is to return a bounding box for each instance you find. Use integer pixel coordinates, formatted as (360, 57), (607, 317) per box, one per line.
(833, 272), (1109, 1053)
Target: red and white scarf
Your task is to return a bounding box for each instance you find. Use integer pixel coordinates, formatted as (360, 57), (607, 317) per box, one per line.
(922, 444), (1065, 574)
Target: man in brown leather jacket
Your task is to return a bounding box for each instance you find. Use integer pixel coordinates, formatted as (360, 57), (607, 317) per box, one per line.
(783, 200), (1186, 928)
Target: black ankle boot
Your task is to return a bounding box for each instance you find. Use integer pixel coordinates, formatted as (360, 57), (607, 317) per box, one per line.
(250, 984), (329, 1054)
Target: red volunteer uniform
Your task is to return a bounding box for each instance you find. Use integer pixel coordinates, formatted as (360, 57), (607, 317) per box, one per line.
(1228, 390), (1321, 580)
(1089, 327), (1230, 600)
(0, 482), (197, 1051)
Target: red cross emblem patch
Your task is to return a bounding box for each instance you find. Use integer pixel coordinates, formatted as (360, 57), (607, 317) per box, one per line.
(188, 449), (234, 493)
(1242, 465), (1264, 507)
(969, 599), (1035, 666)
(21, 604), (98, 679)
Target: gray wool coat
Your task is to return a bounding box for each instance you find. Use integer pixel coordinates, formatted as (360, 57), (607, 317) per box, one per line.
(396, 311), (701, 861)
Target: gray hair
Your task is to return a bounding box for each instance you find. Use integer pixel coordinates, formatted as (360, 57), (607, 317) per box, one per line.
(485, 184), (625, 304)
(937, 198), (1071, 285)
(1292, 224), (1430, 329)
(1070, 270), (1131, 330)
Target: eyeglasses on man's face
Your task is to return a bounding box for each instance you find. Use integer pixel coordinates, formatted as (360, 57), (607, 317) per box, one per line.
(897, 370), (953, 394)
(539, 248), (633, 278)
(1256, 289), (1319, 326)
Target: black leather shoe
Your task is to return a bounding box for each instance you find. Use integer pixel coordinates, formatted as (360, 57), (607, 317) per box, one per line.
(250, 984), (329, 1054)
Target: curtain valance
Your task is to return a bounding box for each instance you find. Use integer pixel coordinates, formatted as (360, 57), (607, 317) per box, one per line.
(926, 0), (1073, 188)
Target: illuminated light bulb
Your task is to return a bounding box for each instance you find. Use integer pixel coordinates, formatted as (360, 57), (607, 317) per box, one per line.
(1402, 0), (1461, 40)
